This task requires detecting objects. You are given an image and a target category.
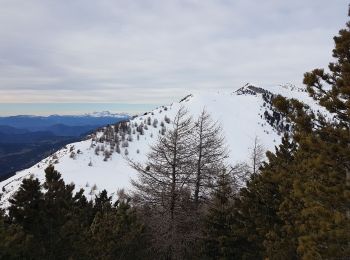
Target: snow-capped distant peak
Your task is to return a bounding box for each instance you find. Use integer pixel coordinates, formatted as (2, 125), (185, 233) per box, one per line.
(85, 111), (129, 118)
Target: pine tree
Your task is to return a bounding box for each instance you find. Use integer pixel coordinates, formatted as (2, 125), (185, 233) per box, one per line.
(291, 129), (349, 258)
(94, 189), (112, 213)
(256, 7), (350, 258)
(40, 166), (81, 258)
(290, 8), (350, 258)
(8, 176), (44, 237)
(88, 197), (148, 259)
(0, 196), (29, 259)
(7, 166), (94, 259)
(231, 136), (297, 259)
(259, 136), (299, 259)
(201, 170), (237, 259)
(3, 166), (150, 259)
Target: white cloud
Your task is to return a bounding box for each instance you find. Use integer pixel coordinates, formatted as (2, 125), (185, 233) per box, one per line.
(0, 0), (348, 103)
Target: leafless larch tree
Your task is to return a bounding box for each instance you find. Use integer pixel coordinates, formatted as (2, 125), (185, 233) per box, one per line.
(191, 108), (228, 207)
(128, 106), (194, 259)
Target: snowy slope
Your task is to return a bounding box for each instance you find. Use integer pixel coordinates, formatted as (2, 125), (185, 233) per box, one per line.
(0, 84), (326, 207)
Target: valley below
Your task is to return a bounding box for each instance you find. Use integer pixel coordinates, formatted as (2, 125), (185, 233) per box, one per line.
(0, 113), (129, 181)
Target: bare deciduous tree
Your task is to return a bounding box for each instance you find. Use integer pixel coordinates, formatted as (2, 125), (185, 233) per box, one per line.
(229, 162), (251, 192)
(191, 109), (228, 206)
(128, 107), (194, 258)
(249, 136), (265, 175)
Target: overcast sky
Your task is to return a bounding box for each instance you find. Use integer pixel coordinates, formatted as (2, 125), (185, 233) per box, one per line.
(0, 0), (348, 104)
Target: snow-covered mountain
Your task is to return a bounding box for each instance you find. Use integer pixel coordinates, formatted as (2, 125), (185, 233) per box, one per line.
(0, 84), (328, 207)
(85, 111), (129, 118)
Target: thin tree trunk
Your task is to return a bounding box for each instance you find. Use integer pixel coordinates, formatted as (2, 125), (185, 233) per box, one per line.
(346, 167), (350, 219)
(194, 119), (203, 206)
(170, 166), (176, 220)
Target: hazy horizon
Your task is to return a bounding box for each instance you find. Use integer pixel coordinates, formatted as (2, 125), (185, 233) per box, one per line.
(0, 103), (160, 116)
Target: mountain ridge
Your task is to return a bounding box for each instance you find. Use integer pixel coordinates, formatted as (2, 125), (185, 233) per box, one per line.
(0, 84), (327, 207)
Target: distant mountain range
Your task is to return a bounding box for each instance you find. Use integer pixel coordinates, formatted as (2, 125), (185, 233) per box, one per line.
(0, 113), (128, 132)
(0, 113), (129, 181)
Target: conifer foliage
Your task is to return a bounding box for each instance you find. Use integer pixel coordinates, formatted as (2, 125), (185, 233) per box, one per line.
(201, 170), (237, 259)
(0, 166), (148, 260)
(228, 7), (350, 259)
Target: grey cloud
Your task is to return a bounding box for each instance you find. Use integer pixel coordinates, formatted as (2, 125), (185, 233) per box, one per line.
(0, 0), (348, 103)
